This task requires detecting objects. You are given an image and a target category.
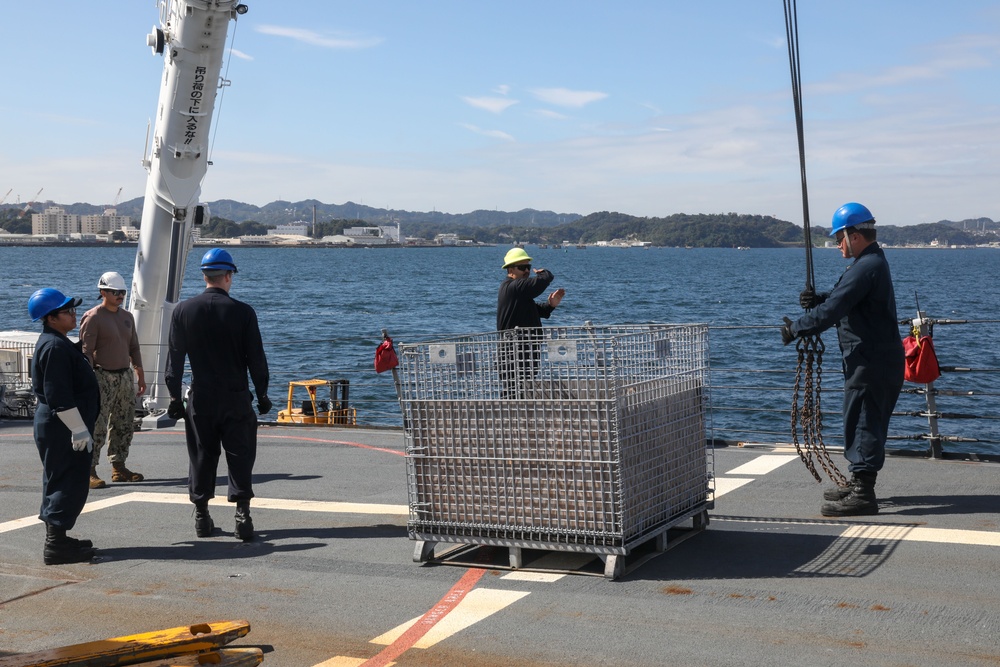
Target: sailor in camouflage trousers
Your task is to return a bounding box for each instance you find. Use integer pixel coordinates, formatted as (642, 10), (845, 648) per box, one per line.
(93, 367), (138, 464)
(79, 272), (147, 488)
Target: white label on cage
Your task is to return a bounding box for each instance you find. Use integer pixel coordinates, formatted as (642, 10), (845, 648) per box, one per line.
(546, 339), (577, 362)
(428, 344), (457, 364)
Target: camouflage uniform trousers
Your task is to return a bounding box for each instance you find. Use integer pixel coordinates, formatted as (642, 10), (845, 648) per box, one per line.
(92, 368), (137, 465)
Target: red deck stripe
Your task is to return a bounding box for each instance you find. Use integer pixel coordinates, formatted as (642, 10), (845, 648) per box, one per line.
(260, 434), (404, 456)
(359, 568), (487, 667)
(125, 430), (406, 457)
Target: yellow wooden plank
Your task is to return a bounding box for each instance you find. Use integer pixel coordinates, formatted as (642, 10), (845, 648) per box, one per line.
(0, 620), (250, 667)
(125, 648), (263, 667)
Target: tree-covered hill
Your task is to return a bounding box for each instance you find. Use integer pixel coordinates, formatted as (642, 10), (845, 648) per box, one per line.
(3, 199), (997, 247)
(548, 212), (804, 247)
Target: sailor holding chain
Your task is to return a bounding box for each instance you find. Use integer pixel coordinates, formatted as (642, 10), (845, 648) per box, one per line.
(781, 202), (905, 516)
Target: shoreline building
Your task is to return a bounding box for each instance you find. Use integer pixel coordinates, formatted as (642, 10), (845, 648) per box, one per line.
(270, 222), (310, 237)
(81, 208), (132, 235)
(32, 206), (133, 237)
(31, 207), (79, 235)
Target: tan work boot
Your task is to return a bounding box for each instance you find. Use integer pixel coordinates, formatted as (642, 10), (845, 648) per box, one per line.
(111, 462), (145, 483)
(89, 467), (106, 489)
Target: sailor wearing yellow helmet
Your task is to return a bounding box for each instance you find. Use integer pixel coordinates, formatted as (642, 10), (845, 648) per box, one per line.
(496, 247), (565, 331)
(496, 247), (565, 398)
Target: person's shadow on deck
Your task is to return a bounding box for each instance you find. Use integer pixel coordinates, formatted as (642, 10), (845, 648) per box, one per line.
(93, 523), (407, 563)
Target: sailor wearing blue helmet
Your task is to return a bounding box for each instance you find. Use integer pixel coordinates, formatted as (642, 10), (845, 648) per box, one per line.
(165, 248), (270, 542)
(780, 203), (905, 516)
(27, 288), (101, 564)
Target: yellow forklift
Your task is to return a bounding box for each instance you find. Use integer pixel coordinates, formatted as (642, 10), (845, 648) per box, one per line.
(276, 379), (356, 426)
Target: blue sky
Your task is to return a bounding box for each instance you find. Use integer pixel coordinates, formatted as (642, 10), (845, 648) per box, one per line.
(1, 1), (998, 226)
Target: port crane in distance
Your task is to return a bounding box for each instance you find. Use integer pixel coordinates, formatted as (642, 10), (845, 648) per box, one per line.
(17, 188), (44, 218)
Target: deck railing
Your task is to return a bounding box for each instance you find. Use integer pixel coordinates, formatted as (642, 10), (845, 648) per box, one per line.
(4, 319), (999, 460)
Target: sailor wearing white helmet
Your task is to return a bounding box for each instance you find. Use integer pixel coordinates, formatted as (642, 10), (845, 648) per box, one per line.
(79, 271), (147, 488)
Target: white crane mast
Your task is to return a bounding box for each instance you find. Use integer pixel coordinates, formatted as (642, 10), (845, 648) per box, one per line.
(129, 0), (247, 421)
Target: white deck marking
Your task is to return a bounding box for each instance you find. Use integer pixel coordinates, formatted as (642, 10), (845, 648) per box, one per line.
(724, 454), (798, 476)
(843, 524), (1000, 548)
(0, 516), (41, 534)
(125, 491), (407, 515)
(0, 494), (138, 534)
(501, 571), (566, 582)
(500, 550), (594, 581)
(0, 492), (407, 535)
(369, 588), (529, 649)
(8, 491), (999, 553)
(312, 658), (379, 667)
(712, 477), (754, 499)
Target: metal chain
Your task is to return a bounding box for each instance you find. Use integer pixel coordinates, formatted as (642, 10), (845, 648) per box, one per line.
(791, 337), (820, 480)
(791, 335), (847, 485)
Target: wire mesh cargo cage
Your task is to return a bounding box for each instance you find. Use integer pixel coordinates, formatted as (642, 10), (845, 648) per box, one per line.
(0, 331), (39, 418)
(397, 323), (712, 576)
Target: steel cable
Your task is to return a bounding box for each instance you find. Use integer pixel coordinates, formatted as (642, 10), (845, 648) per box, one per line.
(783, 0), (845, 485)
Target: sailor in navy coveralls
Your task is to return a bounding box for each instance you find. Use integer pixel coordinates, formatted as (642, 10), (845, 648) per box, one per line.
(165, 248), (270, 541)
(782, 203), (905, 516)
(28, 288), (100, 564)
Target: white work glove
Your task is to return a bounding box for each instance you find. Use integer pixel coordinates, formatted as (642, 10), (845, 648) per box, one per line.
(56, 407), (94, 453)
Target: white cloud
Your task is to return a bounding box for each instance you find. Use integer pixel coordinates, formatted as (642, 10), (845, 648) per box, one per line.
(530, 87), (608, 108)
(460, 123), (515, 142)
(255, 25), (382, 49)
(810, 33), (1000, 96)
(229, 49), (253, 61)
(493, 84), (511, 95)
(461, 96), (518, 114)
(534, 109), (568, 120)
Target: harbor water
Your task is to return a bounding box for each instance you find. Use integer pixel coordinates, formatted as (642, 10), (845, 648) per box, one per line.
(1, 244), (998, 454)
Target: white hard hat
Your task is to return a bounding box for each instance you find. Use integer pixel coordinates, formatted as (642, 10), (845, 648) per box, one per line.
(97, 271), (127, 291)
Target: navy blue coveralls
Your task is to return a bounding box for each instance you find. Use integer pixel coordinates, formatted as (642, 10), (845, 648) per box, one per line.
(32, 326), (100, 529)
(165, 287), (269, 504)
(497, 268), (555, 332)
(790, 243), (905, 473)
(497, 269), (556, 398)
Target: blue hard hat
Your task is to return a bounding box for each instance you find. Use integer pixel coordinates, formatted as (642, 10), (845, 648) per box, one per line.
(200, 247), (238, 273)
(830, 202), (876, 236)
(28, 288), (82, 322)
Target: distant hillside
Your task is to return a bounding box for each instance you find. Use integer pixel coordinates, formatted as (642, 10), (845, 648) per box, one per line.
(89, 198), (581, 229)
(547, 212), (803, 247)
(2, 199), (997, 247)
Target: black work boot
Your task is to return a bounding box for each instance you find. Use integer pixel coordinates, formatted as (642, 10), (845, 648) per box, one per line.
(823, 473), (860, 502)
(194, 502), (215, 537)
(44, 524), (96, 565)
(821, 471), (879, 517)
(234, 501), (254, 541)
(64, 534), (94, 549)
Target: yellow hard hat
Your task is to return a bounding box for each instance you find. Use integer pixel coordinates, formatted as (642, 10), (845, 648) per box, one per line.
(502, 247), (532, 268)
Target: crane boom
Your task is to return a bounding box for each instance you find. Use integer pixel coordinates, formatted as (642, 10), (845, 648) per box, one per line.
(129, 0), (247, 421)
(0, 188), (11, 206)
(18, 188), (44, 218)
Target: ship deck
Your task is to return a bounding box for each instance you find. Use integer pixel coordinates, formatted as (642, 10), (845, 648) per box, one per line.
(2, 420), (999, 666)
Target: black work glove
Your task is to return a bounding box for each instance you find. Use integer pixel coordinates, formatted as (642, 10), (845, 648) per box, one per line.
(257, 395), (273, 415)
(799, 288), (818, 309)
(780, 317), (796, 346)
(167, 398), (185, 420)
